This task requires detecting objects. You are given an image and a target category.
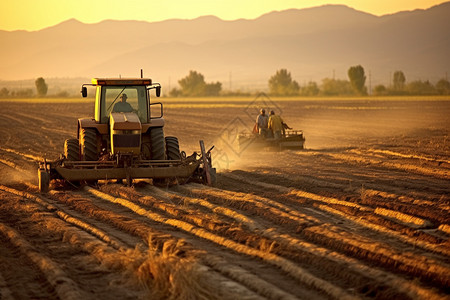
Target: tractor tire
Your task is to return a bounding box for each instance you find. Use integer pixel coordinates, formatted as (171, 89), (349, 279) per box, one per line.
(150, 127), (166, 160)
(64, 139), (79, 160)
(141, 134), (152, 160)
(165, 136), (181, 160)
(80, 128), (98, 161)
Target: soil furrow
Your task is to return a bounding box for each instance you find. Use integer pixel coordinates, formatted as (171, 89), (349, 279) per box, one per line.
(150, 184), (444, 300)
(86, 186), (355, 300)
(47, 188), (303, 299)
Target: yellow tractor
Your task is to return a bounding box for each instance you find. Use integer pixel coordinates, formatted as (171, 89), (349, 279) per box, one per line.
(38, 77), (215, 192)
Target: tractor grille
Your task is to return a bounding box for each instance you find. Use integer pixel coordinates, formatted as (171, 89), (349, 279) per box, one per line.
(113, 134), (140, 148)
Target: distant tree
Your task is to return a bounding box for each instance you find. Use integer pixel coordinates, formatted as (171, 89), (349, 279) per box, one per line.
(56, 90), (69, 98)
(320, 78), (353, 96)
(268, 69), (300, 96)
(406, 80), (436, 95)
(168, 88), (182, 97)
(178, 71), (206, 97)
(16, 88), (34, 98)
(347, 65), (367, 95)
(35, 77), (48, 97)
(178, 70), (222, 97)
(221, 89), (252, 97)
(300, 81), (319, 96)
(393, 71), (406, 91)
(205, 82), (222, 96)
(436, 78), (450, 95)
(373, 84), (387, 96)
(0, 87), (9, 98)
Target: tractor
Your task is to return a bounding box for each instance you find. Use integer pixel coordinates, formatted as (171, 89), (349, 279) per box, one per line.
(38, 76), (214, 192)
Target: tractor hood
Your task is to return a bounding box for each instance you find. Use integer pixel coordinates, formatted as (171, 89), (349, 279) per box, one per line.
(110, 112), (142, 130)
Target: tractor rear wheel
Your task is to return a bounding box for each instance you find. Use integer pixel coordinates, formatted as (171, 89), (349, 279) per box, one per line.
(150, 127), (166, 160)
(141, 134), (151, 159)
(80, 128), (98, 161)
(165, 136), (181, 160)
(64, 139), (79, 160)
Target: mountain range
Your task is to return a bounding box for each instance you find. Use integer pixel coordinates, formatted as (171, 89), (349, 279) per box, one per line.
(0, 3), (449, 91)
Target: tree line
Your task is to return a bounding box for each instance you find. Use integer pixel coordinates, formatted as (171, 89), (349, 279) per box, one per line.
(169, 67), (450, 97)
(1, 70), (449, 99)
(0, 77), (49, 98)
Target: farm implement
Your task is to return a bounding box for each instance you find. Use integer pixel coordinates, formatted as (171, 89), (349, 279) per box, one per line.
(238, 130), (305, 151)
(38, 76), (215, 192)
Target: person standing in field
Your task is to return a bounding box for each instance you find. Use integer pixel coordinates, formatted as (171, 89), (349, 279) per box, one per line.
(268, 110), (284, 139)
(255, 108), (269, 137)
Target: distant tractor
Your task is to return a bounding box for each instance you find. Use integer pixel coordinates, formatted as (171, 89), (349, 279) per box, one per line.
(38, 77), (214, 192)
(238, 113), (305, 152)
(238, 128), (305, 151)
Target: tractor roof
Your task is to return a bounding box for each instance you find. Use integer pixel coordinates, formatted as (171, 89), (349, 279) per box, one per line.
(92, 78), (152, 86)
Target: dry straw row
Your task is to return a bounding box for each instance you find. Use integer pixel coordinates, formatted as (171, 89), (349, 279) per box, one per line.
(317, 204), (450, 257)
(327, 152), (449, 179)
(156, 185), (443, 300)
(218, 174), (447, 256)
(361, 188), (437, 207)
(360, 148), (450, 165)
(438, 224), (450, 235)
(130, 186), (306, 298)
(146, 185), (259, 231)
(2, 185), (222, 300)
(67, 185), (295, 299)
(85, 186), (355, 300)
(0, 222), (87, 300)
(374, 207), (432, 228)
(182, 183), (318, 226)
(182, 181), (450, 282)
(0, 147), (44, 162)
(305, 217), (450, 288)
(1, 185), (124, 250)
(221, 172), (370, 211)
(0, 189), (87, 300)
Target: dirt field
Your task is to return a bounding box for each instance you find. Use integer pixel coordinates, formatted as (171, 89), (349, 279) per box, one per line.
(0, 96), (449, 299)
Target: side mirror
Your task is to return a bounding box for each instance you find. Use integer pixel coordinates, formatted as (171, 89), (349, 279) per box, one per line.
(81, 86), (87, 97)
(156, 86), (161, 97)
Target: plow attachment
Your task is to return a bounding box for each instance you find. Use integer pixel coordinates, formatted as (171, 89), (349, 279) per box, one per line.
(38, 140), (215, 192)
(238, 130), (305, 151)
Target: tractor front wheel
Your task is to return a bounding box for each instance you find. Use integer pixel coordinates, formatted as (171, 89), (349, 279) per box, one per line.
(80, 128), (98, 161)
(64, 139), (79, 160)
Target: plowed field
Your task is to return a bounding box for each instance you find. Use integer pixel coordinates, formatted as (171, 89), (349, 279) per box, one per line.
(0, 97), (449, 299)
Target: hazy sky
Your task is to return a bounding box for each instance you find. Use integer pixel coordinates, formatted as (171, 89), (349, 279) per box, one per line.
(0, 0), (447, 31)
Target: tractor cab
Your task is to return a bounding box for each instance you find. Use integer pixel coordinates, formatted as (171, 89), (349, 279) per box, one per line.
(81, 78), (162, 124)
(79, 78), (164, 159)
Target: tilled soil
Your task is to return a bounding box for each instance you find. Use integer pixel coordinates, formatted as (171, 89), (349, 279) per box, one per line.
(0, 98), (449, 299)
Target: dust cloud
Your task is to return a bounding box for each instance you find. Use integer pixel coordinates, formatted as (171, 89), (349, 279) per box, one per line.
(0, 166), (36, 185)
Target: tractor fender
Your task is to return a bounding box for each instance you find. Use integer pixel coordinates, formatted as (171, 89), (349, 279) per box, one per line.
(77, 118), (108, 138)
(142, 117), (165, 134)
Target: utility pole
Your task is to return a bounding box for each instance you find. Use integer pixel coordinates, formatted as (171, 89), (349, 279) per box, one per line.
(229, 71), (232, 91)
(369, 70), (372, 96)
